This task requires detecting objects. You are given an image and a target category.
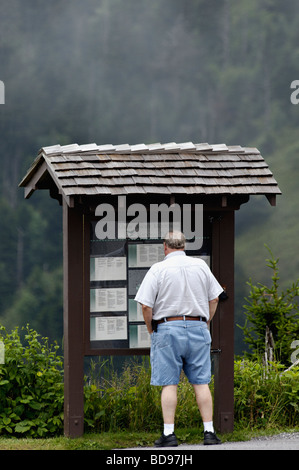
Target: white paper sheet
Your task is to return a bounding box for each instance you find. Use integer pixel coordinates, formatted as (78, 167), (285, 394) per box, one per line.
(90, 256), (127, 281)
(129, 324), (151, 348)
(128, 244), (164, 267)
(91, 316), (127, 341)
(90, 287), (127, 312)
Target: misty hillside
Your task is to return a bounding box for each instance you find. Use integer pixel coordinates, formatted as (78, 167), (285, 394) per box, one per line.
(0, 0), (299, 353)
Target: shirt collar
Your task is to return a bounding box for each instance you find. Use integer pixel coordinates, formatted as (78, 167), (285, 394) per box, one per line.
(165, 250), (186, 260)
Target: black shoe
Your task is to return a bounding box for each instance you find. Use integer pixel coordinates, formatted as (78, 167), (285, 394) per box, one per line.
(154, 432), (178, 447)
(204, 431), (221, 445)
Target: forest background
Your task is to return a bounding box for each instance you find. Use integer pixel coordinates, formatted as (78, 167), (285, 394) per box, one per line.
(0, 0), (299, 355)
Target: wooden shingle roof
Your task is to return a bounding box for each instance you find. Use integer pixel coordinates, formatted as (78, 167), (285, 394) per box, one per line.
(19, 141), (281, 205)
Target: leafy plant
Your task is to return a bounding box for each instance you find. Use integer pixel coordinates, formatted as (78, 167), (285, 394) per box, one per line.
(240, 246), (299, 366)
(0, 325), (64, 437)
(83, 356), (299, 433)
(234, 359), (299, 429)
(1, 324), (298, 438)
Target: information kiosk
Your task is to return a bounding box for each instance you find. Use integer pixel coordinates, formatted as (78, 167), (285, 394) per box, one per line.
(19, 141), (281, 437)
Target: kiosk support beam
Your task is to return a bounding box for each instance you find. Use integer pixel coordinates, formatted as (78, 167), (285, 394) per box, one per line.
(63, 201), (85, 437)
(212, 211), (235, 433)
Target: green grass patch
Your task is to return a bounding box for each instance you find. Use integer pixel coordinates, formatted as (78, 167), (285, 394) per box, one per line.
(0, 426), (298, 450)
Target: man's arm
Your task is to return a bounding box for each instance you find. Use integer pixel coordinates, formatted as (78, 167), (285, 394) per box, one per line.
(208, 297), (219, 326)
(141, 304), (153, 334)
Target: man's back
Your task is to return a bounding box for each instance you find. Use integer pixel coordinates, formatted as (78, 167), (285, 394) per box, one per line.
(135, 251), (222, 320)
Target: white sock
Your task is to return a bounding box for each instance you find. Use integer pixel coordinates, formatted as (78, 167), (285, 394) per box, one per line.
(164, 423), (174, 436)
(203, 421), (214, 433)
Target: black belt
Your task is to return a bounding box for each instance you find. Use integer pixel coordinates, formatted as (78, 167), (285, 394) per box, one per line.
(156, 315), (206, 325)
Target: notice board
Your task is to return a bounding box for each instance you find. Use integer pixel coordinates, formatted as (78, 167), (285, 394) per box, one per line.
(89, 217), (211, 353)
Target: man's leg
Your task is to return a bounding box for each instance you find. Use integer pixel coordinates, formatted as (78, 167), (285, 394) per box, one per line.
(192, 384), (221, 445)
(154, 385), (178, 447)
(161, 384), (177, 425)
(192, 384), (213, 422)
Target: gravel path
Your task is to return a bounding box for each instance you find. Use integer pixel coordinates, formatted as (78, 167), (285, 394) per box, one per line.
(125, 432), (299, 451)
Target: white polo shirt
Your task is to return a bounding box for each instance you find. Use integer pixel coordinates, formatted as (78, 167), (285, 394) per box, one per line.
(134, 251), (223, 321)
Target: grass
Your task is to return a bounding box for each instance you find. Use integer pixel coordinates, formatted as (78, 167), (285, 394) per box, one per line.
(0, 426), (298, 450)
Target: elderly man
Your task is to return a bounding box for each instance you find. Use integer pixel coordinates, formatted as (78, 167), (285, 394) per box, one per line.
(134, 231), (223, 446)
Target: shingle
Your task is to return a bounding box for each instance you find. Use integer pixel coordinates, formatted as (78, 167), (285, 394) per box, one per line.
(19, 141), (282, 201)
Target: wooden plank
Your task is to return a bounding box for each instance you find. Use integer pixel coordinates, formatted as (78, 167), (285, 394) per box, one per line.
(51, 162), (92, 170)
(112, 176), (135, 185)
(74, 177), (103, 186)
(194, 143), (213, 152)
(211, 144), (229, 152)
(96, 144), (116, 153)
(142, 185), (171, 194)
(100, 161), (127, 168)
(135, 168), (164, 176)
(124, 185), (146, 194)
(61, 144), (81, 153)
(58, 178), (77, 186)
(171, 176), (196, 185)
(108, 186), (127, 195)
(97, 154), (112, 161)
(63, 202), (84, 437)
(79, 143), (99, 152)
(176, 168), (199, 176)
(132, 176), (152, 185)
(161, 168), (183, 176)
(167, 185), (188, 193)
(109, 154), (137, 161)
(130, 143), (148, 152)
(118, 168), (138, 176)
(212, 211), (235, 433)
(42, 144), (62, 155)
(149, 176), (174, 185)
(48, 155), (67, 163)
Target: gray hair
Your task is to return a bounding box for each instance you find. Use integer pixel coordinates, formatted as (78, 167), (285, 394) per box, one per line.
(163, 230), (186, 249)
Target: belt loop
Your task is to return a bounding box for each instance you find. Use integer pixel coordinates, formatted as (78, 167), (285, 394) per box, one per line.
(183, 315), (185, 321)
(163, 317), (167, 322)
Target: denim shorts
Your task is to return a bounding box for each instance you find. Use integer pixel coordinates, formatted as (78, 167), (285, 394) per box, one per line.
(150, 320), (212, 386)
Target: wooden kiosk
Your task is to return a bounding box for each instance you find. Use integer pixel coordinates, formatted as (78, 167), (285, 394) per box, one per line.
(19, 141), (281, 437)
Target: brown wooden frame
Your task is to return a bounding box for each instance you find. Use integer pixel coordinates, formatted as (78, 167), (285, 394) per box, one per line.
(63, 198), (237, 436)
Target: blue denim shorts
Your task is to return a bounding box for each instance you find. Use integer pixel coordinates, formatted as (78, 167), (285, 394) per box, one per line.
(150, 320), (212, 386)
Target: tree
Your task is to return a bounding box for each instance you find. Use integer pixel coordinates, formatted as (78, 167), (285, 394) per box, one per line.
(240, 246), (299, 366)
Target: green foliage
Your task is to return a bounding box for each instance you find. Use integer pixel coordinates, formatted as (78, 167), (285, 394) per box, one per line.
(83, 357), (299, 433)
(240, 247), (299, 365)
(0, 329), (298, 437)
(234, 359), (299, 429)
(83, 358), (163, 433)
(83, 356), (206, 433)
(0, 325), (63, 437)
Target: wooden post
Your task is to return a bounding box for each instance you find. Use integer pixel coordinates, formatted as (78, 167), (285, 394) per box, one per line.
(63, 200), (85, 437)
(212, 211), (235, 433)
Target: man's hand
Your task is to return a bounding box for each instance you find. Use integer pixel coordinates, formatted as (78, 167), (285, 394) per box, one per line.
(141, 304), (153, 334)
(208, 297), (219, 326)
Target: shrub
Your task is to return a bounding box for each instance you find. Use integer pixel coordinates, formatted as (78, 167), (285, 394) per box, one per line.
(1, 325), (298, 437)
(240, 247), (299, 366)
(83, 358), (162, 432)
(234, 359), (299, 429)
(0, 325), (64, 437)
(83, 357), (298, 433)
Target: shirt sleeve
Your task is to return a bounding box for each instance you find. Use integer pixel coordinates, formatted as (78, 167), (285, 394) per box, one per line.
(134, 267), (159, 308)
(207, 270), (223, 300)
